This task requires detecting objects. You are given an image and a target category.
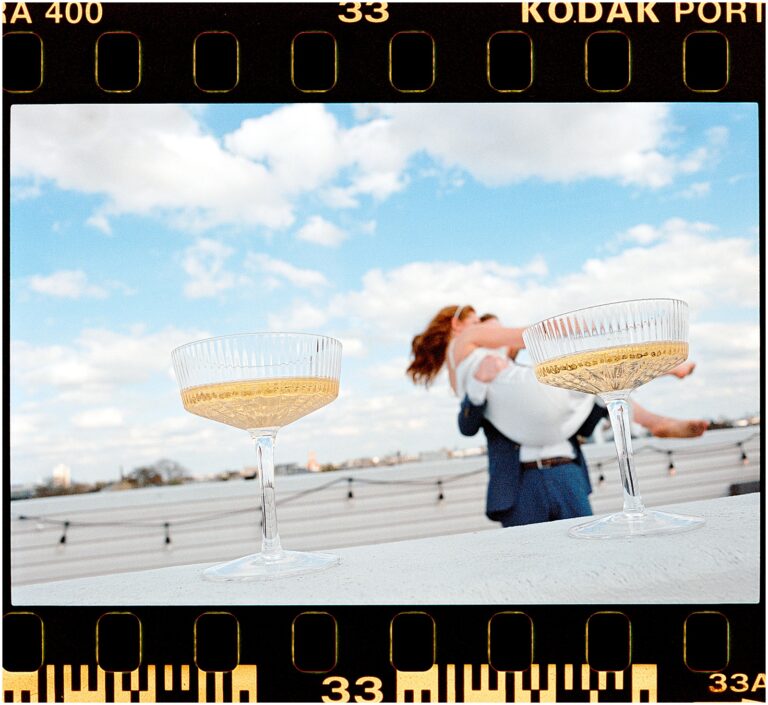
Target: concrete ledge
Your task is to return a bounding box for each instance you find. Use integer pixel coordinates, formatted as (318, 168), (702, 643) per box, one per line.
(12, 494), (760, 606)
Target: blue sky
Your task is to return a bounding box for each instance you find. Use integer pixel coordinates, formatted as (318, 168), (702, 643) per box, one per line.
(9, 102), (760, 484)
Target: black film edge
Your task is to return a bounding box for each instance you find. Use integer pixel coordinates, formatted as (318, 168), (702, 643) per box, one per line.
(3, 2), (765, 703)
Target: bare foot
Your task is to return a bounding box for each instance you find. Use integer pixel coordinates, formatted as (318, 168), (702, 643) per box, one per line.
(668, 361), (696, 379)
(649, 418), (709, 438)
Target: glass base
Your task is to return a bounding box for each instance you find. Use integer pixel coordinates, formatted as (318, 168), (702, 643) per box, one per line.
(568, 509), (705, 539)
(203, 550), (339, 581)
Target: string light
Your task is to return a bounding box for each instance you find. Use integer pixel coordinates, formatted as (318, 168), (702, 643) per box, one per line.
(739, 444), (749, 465)
(59, 521), (70, 544)
(667, 451), (676, 476)
(11, 434), (758, 548)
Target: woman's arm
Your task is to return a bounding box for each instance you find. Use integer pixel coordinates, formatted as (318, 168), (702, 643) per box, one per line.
(453, 323), (526, 366)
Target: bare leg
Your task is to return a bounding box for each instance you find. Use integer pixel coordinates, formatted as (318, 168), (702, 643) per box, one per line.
(665, 361), (696, 379)
(630, 400), (709, 438)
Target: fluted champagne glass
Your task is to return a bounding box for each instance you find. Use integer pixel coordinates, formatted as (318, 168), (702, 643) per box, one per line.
(523, 299), (704, 538)
(172, 333), (342, 579)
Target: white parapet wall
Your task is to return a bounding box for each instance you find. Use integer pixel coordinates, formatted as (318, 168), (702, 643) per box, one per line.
(10, 426), (761, 586)
(13, 494), (761, 606)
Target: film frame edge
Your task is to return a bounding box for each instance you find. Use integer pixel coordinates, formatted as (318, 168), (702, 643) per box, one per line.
(3, 2), (765, 703)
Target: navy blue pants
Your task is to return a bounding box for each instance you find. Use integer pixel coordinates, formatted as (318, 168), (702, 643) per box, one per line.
(496, 462), (593, 528)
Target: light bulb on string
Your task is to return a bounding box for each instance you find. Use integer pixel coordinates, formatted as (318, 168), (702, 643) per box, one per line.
(739, 444), (749, 465)
(667, 451), (676, 476)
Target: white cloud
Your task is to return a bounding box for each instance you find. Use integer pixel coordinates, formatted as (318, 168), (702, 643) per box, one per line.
(359, 220), (377, 235)
(225, 104), (344, 195)
(72, 407), (125, 429)
(677, 181), (711, 199)
(10, 413), (43, 448)
(320, 256), (556, 342)
(296, 216), (348, 247)
(86, 213), (112, 235)
(621, 224), (662, 245)
(11, 326), (209, 394)
(322, 186), (361, 209)
(27, 270), (108, 299)
(367, 356), (411, 381)
(706, 125), (729, 147)
(11, 104), (715, 238)
(11, 179), (42, 200)
(181, 238), (244, 299)
(246, 253), (329, 289)
(11, 105), (294, 231)
(540, 225), (757, 318)
(619, 218), (715, 242)
(691, 321), (760, 368)
(266, 302), (330, 332)
(365, 103), (697, 188)
(339, 338), (366, 357)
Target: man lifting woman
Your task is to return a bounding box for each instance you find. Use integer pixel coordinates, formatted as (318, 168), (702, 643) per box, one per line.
(407, 304), (708, 527)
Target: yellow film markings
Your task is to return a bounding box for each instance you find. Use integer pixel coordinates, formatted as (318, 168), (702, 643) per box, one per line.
(631, 664), (658, 702)
(113, 665), (156, 702)
(445, 664), (456, 703)
(564, 663), (574, 690)
(60, 665), (106, 702)
(1, 671), (38, 702)
(5, 661), (662, 702)
(231, 665), (258, 702)
(2, 663), (257, 703)
(463, 664), (504, 702)
(395, 664), (439, 703)
(392, 662), (657, 703)
(163, 664), (192, 691)
(513, 664), (557, 702)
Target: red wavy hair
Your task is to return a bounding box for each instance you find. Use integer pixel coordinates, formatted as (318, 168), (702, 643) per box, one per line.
(407, 305), (476, 387)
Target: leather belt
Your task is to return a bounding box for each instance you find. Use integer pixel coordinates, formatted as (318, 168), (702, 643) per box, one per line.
(520, 457), (575, 470)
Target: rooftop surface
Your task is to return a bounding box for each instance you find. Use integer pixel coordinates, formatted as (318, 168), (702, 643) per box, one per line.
(13, 494), (760, 606)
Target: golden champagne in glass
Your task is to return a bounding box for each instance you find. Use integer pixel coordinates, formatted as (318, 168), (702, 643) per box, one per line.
(524, 299), (704, 538)
(172, 333), (342, 579)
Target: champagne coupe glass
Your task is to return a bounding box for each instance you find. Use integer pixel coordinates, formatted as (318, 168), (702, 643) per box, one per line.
(523, 299), (704, 538)
(171, 333), (342, 579)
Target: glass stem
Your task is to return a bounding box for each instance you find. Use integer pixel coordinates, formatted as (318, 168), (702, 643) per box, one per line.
(603, 395), (646, 517)
(252, 431), (284, 560)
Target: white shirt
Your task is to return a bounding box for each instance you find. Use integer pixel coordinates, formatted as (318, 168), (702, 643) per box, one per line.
(457, 347), (598, 463)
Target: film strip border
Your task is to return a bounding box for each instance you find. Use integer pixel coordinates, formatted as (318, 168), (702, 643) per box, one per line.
(3, 606), (766, 702)
(3, 663), (661, 703)
(2, 3), (765, 102)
